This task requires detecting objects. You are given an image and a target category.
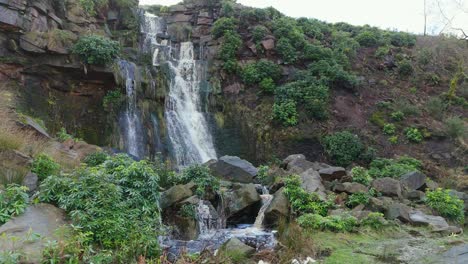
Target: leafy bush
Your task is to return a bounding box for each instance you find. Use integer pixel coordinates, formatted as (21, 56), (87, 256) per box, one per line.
(355, 30), (379, 47)
(386, 31), (416, 47)
(0, 184), (29, 224)
(178, 164), (219, 197)
(72, 35), (120, 65)
(444, 116), (466, 139)
(39, 154), (162, 261)
(83, 151), (108, 167)
(426, 97), (446, 119)
(397, 59), (414, 77)
(220, 0), (235, 17)
(103, 90), (123, 109)
(426, 188), (464, 223)
(405, 127), (423, 143)
(351, 166), (372, 186)
(259, 77), (275, 93)
(252, 25), (268, 43)
(271, 17), (306, 48)
(346, 192), (370, 208)
(375, 46), (390, 58)
(297, 213), (357, 232)
(390, 111), (405, 121)
(56, 127), (73, 142)
(219, 31), (242, 73)
(272, 100), (298, 127)
(179, 204), (196, 219)
(212, 17), (238, 38)
(389, 135), (399, 144)
(368, 156), (422, 178)
(284, 175), (332, 216)
(31, 154), (60, 181)
(383, 123), (396, 135)
(330, 31), (359, 59)
(323, 131), (364, 167)
(256, 165), (269, 185)
(242, 60), (282, 85)
(276, 38), (297, 64)
(307, 60), (358, 90)
(360, 212), (386, 229)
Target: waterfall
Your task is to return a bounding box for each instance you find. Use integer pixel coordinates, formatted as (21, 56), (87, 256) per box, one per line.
(253, 187), (273, 229)
(165, 42), (217, 166)
(118, 60), (144, 158)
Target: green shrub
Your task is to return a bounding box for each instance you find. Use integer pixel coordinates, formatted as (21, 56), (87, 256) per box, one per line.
(386, 31), (416, 47)
(405, 127), (423, 143)
(0, 184), (29, 224)
(252, 25), (268, 43)
(219, 31), (242, 73)
(271, 17), (306, 48)
(397, 59), (414, 77)
(179, 164), (219, 197)
(39, 154), (161, 261)
(302, 43), (334, 61)
(390, 111), (405, 121)
(346, 192), (371, 208)
(307, 60), (358, 90)
(383, 123), (396, 135)
(393, 99), (421, 116)
(242, 60), (282, 85)
(323, 131), (364, 167)
(426, 188), (464, 223)
(276, 38), (297, 64)
(370, 111), (386, 127)
(375, 46), (390, 58)
(330, 31), (359, 59)
(351, 166), (372, 186)
(212, 17), (238, 38)
(444, 116), (466, 139)
(72, 35), (120, 65)
(31, 154), (60, 181)
(368, 156), (422, 178)
(56, 127), (73, 142)
(355, 30), (379, 47)
(298, 213), (357, 232)
(360, 212), (386, 229)
(103, 90), (123, 109)
(284, 175), (332, 216)
(259, 78), (275, 93)
(272, 100), (298, 127)
(426, 97), (446, 119)
(83, 152), (108, 167)
(220, 0), (235, 17)
(389, 135), (399, 144)
(179, 204), (196, 219)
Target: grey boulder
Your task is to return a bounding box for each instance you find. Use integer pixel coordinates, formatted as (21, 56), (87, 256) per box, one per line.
(208, 156), (258, 183)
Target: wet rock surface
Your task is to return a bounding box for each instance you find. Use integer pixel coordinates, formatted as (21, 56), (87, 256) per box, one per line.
(208, 156), (258, 183)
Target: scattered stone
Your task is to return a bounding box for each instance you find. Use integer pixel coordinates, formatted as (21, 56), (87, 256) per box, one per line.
(208, 156), (258, 183)
(400, 171), (426, 191)
(385, 203), (412, 223)
(371, 177), (402, 198)
(222, 237), (255, 257)
(300, 169), (326, 199)
(333, 182), (368, 194)
(319, 166), (346, 181)
(409, 210), (449, 230)
(160, 182), (195, 209)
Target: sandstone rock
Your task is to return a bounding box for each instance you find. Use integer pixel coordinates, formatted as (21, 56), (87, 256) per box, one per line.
(0, 5), (24, 31)
(22, 115), (50, 138)
(371, 177), (402, 198)
(224, 183), (261, 220)
(197, 17), (213, 25)
(261, 38), (275, 50)
(319, 166), (346, 181)
(20, 32), (47, 53)
(0, 204), (68, 263)
(208, 156), (257, 183)
(264, 188), (289, 226)
(283, 154), (315, 174)
(334, 182), (368, 194)
(160, 182), (195, 209)
(223, 82), (243, 94)
(409, 210), (449, 231)
(169, 4), (188, 12)
(385, 203), (412, 223)
(22, 172), (38, 194)
(222, 237), (255, 257)
(300, 168), (326, 199)
(167, 14), (192, 23)
(400, 171), (426, 191)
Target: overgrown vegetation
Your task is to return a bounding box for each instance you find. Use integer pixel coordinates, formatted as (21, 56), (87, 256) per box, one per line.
(0, 184), (29, 224)
(323, 131), (364, 167)
(72, 35), (120, 65)
(367, 156), (422, 178)
(426, 188), (464, 223)
(31, 154), (60, 181)
(284, 175), (333, 216)
(177, 164), (220, 197)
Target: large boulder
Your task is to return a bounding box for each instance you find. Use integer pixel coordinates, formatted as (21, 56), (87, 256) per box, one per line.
(400, 171), (426, 191)
(208, 156), (257, 183)
(224, 183), (261, 222)
(0, 204), (68, 263)
(371, 177), (402, 198)
(334, 182), (368, 194)
(222, 237), (255, 257)
(409, 211), (449, 231)
(300, 168), (327, 199)
(319, 167), (346, 181)
(282, 154), (315, 174)
(264, 188), (290, 227)
(385, 203), (412, 223)
(160, 182), (195, 209)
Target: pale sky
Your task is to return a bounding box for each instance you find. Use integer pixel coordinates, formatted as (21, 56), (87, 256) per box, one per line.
(139, 0), (468, 35)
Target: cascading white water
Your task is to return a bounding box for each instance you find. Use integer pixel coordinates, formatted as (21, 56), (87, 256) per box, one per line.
(118, 60), (143, 158)
(165, 42), (217, 166)
(254, 187), (273, 228)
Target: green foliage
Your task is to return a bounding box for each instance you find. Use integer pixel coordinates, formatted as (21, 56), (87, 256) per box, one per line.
(179, 204), (196, 219)
(256, 165), (269, 185)
(83, 151), (109, 167)
(370, 111), (386, 127)
(298, 18), (329, 40)
(375, 46), (390, 58)
(405, 127), (423, 143)
(252, 25), (268, 43)
(219, 31), (242, 73)
(307, 60), (358, 90)
(368, 156), (422, 178)
(444, 116), (466, 139)
(355, 31), (379, 47)
(56, 127), (73, 142)
(426, 188), (464, 223)
(220, 0), (236, 17)
(178, 164), (219, 197)
(272, 100), (298, 127)
(386, 31), (416, 47)
(31, 154), (60, 181)
(426, 97), (446, 119)
(297, 213), (358, 232)
(393, 99), (421, 116)
(271, 17), (306, 48)
(284, 175), (332, 216)
(383, 123), (396, 135)
(389, 135), (399, 144)
(360, 212), (386, 229)
(212, 17), (238, 38)
(323, 131), (364, 167)
(259, 77), (275, 93)
(242, 60), (282, 85)
(330, 31), (360, 59)
(39, 154), (161, 261)
(72, 35), (120, 65)
(390, 111), (405, 121)
(0, 184), (29, 224)
(397, 59), (414, 77)
(276, 38), (297, 64)
(351, 166), (372, 186)
(346, 192), (370, 208)
(103, 90), (123, 109)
